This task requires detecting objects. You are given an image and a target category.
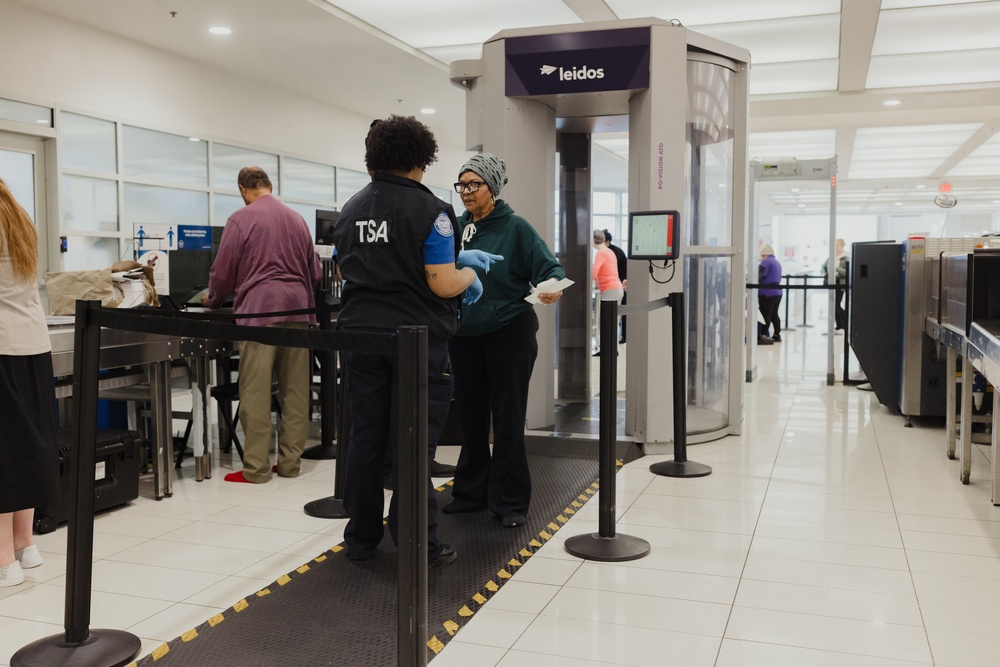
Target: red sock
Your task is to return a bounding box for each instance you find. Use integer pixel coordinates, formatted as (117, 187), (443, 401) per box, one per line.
(271, 465), (278, 473)
(224, 470), (253, 483)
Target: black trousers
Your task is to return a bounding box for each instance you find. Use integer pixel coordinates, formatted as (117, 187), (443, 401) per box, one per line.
(834, 287), (846, 330)
(342, 336), (452, 559)
(448, 310), (538, 518)
(758, 294), (782, 337)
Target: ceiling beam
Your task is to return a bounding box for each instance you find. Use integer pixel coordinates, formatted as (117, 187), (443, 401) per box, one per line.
(563, 0), (617, 22)
(835, 127), (857, 182)
(838, 0), (881, 92)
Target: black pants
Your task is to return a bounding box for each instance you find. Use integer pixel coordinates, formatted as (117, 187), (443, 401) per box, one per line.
(448, 310), (538, 519)
(834, 287), (845, 330)
(619, 291), (627, 342)
(342, 336), (452, 559)
(758, 294), (782, 337)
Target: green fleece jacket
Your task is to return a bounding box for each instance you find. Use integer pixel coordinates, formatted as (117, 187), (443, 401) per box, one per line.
(455, 200), (565, 337)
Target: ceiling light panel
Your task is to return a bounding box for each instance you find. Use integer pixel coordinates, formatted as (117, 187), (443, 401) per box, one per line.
(326, 0), (581, 50)
(750, 129), (836, 160)
(850, 124), (980, 178)
(874, 2), (1000, 55)
(748, 60), (839, 95)
(694, 15), (839, 64)
(606, 0), (840, 25)
(881, 0), (995, 8)
(868, 48), (1000, 89)
(948, 133), (1000, 176)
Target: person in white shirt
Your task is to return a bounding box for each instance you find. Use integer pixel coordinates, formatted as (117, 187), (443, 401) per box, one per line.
(0, 178), (58, 587)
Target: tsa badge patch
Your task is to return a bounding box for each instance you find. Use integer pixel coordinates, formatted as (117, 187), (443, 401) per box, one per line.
(433, 212), (454, 237)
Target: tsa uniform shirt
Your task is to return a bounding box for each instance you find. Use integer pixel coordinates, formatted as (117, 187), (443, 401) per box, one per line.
(332, 172), (462, 340)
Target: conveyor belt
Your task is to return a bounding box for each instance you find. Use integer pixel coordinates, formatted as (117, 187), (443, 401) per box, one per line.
(130, 444), (630, 666)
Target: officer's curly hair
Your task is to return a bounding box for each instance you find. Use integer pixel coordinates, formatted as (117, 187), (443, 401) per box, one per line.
(365, 115), (439, 173)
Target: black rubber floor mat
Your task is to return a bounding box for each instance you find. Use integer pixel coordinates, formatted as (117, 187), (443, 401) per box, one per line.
(131, 449), (603, 667)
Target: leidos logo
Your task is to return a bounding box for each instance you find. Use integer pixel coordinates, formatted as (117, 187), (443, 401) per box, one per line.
(539, 64), (605, 81)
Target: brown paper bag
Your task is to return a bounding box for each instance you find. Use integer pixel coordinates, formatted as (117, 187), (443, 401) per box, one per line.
(45, 269), (122, 315)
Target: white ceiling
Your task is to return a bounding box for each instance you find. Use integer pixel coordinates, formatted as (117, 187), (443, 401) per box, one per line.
(12, 0), (1000, 217)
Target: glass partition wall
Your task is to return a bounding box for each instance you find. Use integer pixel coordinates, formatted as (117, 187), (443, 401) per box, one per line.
(683, 58), (739, 439)
(56, 111), (366, 272)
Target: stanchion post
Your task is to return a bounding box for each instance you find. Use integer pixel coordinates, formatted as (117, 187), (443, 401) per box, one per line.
(397, 326), (428, 667)
(12, 300), (141, 667)
(782, 275), (795, 332)
(303, 292), (337, 460)
(649, 293), (712, 479)
(302, 352), (350, 519)
(801, 276), (811, 327)
(564, 300), (650, 562)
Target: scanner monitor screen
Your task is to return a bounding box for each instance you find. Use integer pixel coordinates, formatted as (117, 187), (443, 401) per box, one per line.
(627, 210), (680, 260)
(316, 209), (339, 246)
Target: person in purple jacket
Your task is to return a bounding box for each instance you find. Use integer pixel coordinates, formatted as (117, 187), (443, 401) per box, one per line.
(758, 244), (783, 344)
(203, 166), (322, 483)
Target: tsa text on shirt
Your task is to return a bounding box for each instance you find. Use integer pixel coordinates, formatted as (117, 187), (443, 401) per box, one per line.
(356, 218), (390, 244)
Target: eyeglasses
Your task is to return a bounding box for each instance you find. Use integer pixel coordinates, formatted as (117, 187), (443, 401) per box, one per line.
(454, 180), (485, 194)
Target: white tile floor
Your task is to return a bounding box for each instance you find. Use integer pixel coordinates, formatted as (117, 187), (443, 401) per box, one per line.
(2, 328), (998, 666)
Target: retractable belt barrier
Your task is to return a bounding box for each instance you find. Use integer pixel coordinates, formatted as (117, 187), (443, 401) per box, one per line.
(12, 299), (432, 667)
(747, 276), (856, 382)
(564, 293), (711, 563)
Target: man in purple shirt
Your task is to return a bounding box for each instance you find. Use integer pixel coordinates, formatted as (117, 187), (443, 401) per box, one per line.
(203, 166), (322, 483)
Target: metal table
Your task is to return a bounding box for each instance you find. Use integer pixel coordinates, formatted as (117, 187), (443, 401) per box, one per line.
(49, 316), (231, 499)
(963, 320), (1000, 504)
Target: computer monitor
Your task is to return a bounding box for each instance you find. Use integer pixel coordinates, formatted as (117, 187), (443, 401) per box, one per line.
(316, 209), (339, 246)
(168, 249), (211, 303)
(167, 226), (226, 304)
(627, 210), (680, 260)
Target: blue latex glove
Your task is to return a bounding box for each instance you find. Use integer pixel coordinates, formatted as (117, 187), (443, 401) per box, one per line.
(463, 275), (484, 305)
(458, 250), (504, 273)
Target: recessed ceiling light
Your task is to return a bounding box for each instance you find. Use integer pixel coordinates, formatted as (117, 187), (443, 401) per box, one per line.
(797, 204), (805, 208)
(916, 184), (926, 189)
(790, 187), (800, 193)
(884, 99), (901, 106)
(209, 26), (231, 35)
(35, 119), (48, 124)
(420, 108), (436, 114)
(895, 201), (903, 206)
(189, 137), (200, 142)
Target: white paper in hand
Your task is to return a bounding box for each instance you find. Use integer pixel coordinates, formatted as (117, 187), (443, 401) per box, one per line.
(525, 278), (574, 303)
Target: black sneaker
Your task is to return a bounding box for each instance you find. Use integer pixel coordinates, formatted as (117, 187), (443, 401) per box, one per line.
(429, 544), (457, 567)
(758, 336), (774, 345)
(501, 515), (527, 528)
(772, 334), (782, 342)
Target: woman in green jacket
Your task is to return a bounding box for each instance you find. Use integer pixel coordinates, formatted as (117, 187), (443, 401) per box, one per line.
(443, 153), (565, 528)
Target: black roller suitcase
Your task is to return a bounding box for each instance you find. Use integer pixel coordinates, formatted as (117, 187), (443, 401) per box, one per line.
(34, 428), (142, 534)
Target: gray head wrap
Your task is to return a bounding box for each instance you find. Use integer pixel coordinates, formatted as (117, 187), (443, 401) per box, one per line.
(459, 153), (508, 197)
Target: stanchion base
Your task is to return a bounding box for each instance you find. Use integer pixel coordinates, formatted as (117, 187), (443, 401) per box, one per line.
(12, 629), (140, 667)
(301, 443), (337, 460)
(649, 460), (712, 478)
(564, 532), (650, 562)
(304, 495), (348, 519)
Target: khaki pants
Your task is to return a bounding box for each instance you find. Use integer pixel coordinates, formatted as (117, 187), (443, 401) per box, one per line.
(237, 323), (311, 482)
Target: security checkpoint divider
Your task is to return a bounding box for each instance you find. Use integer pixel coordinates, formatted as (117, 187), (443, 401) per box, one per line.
(647, 292), (712, 479)
(564, 298), (652, 562)
(11, 300), (433, 667)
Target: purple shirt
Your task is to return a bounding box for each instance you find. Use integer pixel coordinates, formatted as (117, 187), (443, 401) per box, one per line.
(759, 255), (783, 297)
(208, 194), (322, 326)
